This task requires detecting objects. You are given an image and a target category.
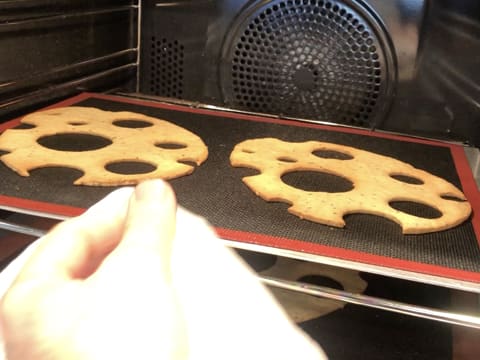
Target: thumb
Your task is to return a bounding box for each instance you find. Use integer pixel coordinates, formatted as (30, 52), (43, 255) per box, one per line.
(85, 180), (188, 360)
(99, 179), (177, 281)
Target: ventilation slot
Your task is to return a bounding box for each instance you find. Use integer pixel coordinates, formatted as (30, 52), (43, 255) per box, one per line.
(149, 37), (185, 99)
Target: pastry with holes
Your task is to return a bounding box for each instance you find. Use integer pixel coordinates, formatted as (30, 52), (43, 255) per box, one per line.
(230, 137), (471, 234)
(0, 106), (208, 186)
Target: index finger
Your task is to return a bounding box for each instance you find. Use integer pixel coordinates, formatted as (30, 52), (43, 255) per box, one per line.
(14, 186), (134, 283)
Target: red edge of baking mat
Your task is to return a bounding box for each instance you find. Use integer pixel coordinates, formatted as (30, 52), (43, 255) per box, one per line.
(1, 92), (480, 284)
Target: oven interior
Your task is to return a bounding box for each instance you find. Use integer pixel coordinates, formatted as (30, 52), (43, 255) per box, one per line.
(1, 1), (480, 358)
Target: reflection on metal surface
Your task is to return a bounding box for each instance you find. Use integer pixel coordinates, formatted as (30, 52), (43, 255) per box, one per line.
(155, 1), (210, 7)
(261, 276), (480, 330)
(260, 258), (367, 322)
(434, 61), (480, 112)
(0, 49), (137, 98)
(224, 239), (480, 293)
(464, 146), (480, 190)
(0, 219), (46, 238)
(0, 64), (137, 118)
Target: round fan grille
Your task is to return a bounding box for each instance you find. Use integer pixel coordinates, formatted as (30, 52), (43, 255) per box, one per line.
(220, 0), (394, 127)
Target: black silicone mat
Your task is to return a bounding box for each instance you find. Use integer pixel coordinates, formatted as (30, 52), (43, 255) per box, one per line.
(1, 93), (479, 283)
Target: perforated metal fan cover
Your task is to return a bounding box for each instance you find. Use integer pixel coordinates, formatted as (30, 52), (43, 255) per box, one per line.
(221, 0), (393, 127)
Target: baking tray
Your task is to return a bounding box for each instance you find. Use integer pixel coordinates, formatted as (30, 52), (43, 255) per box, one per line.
(0, 93), (479, 290)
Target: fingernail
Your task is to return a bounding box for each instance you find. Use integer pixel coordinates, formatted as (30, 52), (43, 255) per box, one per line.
(135, 179), (168, 202)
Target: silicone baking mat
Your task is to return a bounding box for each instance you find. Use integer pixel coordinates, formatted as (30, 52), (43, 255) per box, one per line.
(0, 93), (479, 285)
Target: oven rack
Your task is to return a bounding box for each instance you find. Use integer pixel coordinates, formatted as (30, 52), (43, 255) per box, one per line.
(1, 212), (479, 331)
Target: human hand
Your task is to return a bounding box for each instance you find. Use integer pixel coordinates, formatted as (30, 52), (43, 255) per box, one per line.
(0, 180), (326, 360)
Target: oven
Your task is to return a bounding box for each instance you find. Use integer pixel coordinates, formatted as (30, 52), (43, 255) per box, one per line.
(0, 1), (479, 358)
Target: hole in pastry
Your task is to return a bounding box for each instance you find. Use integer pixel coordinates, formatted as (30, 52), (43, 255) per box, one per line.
(390, 174), (424, 185)
(0, 150), (10, 156)
(14, 123), (36, 130)
(441, 194), (466, 202)
(389, 201), (442, 219)
(241, 148), (255, 154)
(156, 142), (187, 149)
(29, 166), (84, 183)
(113, 120), (153, 128)
(178, 160), (197, 168)
(236, 167), (261, 177)
(312, 149), (353, 160)
(105, 161), (157, 175)
(282, 170), (354, 192)
(37, 133), (112, 152)
(277, 156), (297, 163)
(297, 275), (344, 291)
(68, 121), (88, 126)
(344, 213), (400, 233)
